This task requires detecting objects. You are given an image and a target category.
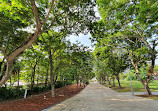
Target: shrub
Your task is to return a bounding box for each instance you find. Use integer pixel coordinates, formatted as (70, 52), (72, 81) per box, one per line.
(55, 81), (72, 89)
(86, 81), (89, 85)
(0, 87), (9, 101)
(55, 81), (64, 88)
(65, 81), (72, 85)
(27, 85), (51, 95)
(0, 81), (72, 101)
(0, 87), (25, 101)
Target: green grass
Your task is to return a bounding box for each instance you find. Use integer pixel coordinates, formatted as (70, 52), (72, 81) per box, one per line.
(148, 80), (158, 91)
(104, 80), (158, 100)
(136, 95), (158, 100)
(105, 80), (158, 92)
(148, 96), (158, 100)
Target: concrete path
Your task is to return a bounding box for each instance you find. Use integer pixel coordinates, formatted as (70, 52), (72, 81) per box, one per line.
(44, 82), (158, 111)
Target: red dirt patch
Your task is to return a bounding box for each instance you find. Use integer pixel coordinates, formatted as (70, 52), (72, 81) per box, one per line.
(0, 84), (84, 111)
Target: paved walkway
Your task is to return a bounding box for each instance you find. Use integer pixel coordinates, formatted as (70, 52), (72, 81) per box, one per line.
(43, 82), (158, 111)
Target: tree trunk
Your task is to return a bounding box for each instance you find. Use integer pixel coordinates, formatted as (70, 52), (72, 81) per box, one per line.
(45, 67), (49, 87)
(76, 66), (79, 88)
(130, 50), (152, 95)
(147, 49), (156, 83)
(100, 76), (103, 84)
(0, 64), (7, 81)
(80, 79), (82, 87)
(0, 62), (13, 86)
(31, 64), (36, 91)
(83, 76), (86, 88)
(144, 83), (152, 95)
(77, 79), (79, 88)
(109, 78), (111, 85)
(102, 75), (105, 84)
(17, 70), (20, 86)
(136, 66), (152, 95)
(49, 49), (55, 97)
(112, 78), (115, 87)
(135, 71), (152, 95)
(106, 76), (109, 86)
(150, 41), (156, 71)
(10, 77), (12, 86)
(0, 0), (52, 86)
(116, 73), (121, 88)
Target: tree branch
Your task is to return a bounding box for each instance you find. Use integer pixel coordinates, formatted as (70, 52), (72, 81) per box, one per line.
(30, 0), (42, 31)
(45, 11), (66, 31)
(42, 0), (55, 25)
(6, 0), (43, 62)
(129, 51), (136, 69)
(124, 36), (137, 44)
(132, 23), (152, 50)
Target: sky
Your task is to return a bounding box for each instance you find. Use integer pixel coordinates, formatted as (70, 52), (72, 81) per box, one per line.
(66, 33), (95, 50)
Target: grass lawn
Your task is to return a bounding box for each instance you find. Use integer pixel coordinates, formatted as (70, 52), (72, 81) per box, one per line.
(104, 80), (158, 92)
(148, 96), (158, 100)
(135, 95), (158, 100)
(104, 80), (158, 100)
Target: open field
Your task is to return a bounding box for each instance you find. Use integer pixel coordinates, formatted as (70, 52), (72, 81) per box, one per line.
(104, 80), (158, 100)
(105, 80), (158, 92)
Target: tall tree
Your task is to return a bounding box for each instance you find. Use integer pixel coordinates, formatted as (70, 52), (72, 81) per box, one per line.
(96, 0), (158, 94)
(23, 46), (45, 90)
(0, 0), (96, 86)
(39, 30), (68, 97)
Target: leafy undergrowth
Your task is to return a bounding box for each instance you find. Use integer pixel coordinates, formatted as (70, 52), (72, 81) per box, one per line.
(136, 95), (158, 100)
(0, 83), (84, 111)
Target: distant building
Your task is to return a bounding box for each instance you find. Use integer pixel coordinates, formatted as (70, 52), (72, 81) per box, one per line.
(13, 80), (27, 86)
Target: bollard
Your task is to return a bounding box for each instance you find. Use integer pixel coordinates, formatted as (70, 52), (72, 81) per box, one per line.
(24, 89), (28, 98)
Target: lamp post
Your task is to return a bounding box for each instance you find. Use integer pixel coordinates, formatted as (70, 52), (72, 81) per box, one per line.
(129, 66), (134, 95)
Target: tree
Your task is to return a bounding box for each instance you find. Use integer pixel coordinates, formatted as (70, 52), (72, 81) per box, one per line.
(11, 60), (23, 86)
(128, 42), (152, 95)
(70, 43), (85, 87)
(93, 39), (128, 88)
(39, 30), (70, 97)
(0, 0), (96, 86)
(96, 0), (158, 94)
(23, 46), (45, 91)
(80, 51), (93, 87)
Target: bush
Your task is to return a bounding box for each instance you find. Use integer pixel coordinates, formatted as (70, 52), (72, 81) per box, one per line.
(0, 81), (72, 101)
(0, 87), (25, 101)
(86, 81), (89, 85)
(55, 81), (72, 89)
(65, 81), (72, 85)
(55, 81), (64, 88)
(32, 86), (43, 93)
(0, 87), (9, 101)
(27, 85), (51, 95)
(11, 88), (25, 99)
